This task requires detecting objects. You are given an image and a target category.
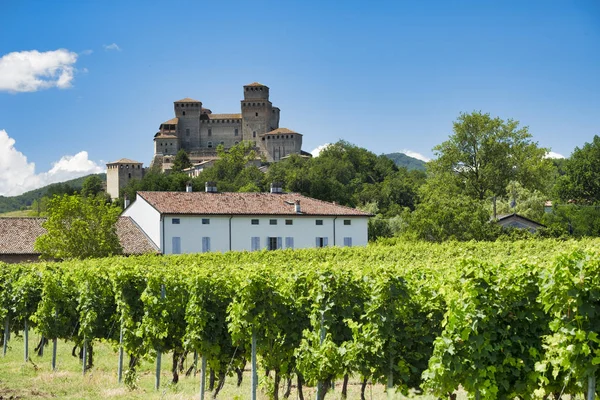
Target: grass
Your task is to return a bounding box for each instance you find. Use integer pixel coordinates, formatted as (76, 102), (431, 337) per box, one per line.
(0, 210), (35, 217)
(0, 330), (438, 400)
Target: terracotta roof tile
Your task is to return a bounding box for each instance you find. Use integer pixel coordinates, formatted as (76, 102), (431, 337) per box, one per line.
(155, 134), (178, 140)
(115, 217), (160, 254)
(108, 158), (143, 165)
(245, 82), (267, 87)
(0, 217), (158, 256)
(263, 128), (300, 135)
(161, 118), (179, 125)
(0, 218), (46, 254)
(175, 98), (201, 103)
(137, 192), (372, 217)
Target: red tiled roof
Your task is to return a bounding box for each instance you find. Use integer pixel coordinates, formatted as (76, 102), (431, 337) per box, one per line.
(161, 118), (179, 125)
(0, 218), (46, 254)
(0, 217), (158, 256)
(108, 158), (143, 165)
(136, 192), (372, 217)
(245, 82), (267, 87)
(262, 128), (300, 135)
(175, 98), (201, 103)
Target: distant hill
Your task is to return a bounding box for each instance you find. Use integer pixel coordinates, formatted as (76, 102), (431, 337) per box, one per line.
(0, 173), (106, 214)
(384, 153), (427, 171)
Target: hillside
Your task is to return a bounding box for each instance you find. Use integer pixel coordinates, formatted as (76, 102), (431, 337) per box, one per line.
(384, 152), (427, 171)
(0, 173), (106, 214)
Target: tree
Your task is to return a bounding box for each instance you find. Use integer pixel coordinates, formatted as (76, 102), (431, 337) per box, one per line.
(81, 175), (105, 197)
(406, 174), (498, 242)
(556, 135), (600, 204)
(170, 149), (193, 173)
(35, 194), (122, 260)
(429, 111), (554, 200)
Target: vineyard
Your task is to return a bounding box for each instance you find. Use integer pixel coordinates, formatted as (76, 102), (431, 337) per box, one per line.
(1, 239), (600, 400)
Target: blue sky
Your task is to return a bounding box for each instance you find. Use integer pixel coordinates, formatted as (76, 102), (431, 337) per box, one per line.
(0, 0), (598, 196)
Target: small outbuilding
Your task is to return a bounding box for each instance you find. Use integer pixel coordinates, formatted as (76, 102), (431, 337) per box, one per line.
(495, 213), (546, 233)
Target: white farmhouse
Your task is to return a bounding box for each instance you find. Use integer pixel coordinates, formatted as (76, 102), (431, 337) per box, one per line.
(122, 185), (371, 254)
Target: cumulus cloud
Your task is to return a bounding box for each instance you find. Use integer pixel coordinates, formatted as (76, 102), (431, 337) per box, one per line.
(311, 143), (331, 157)
(103, 43), (121, 51)
(0, 129), (104, 196)
(545, 151), (565, 159)
(0, 49), (78, 93)
(400, 149), (431, 162)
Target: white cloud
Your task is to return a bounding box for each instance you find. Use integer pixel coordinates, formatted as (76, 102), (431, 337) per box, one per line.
(400, 149), (430, 162)
(0, 130), (105, 196)
(103, 43), (121, 51)
(311, 143), (331, 157)
(0, 49), (78, 93)
(545, 151), (565, 159)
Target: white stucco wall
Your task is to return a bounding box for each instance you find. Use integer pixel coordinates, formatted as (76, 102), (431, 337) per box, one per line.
(157, 215), (368, 254)
(122, 196), (162, 250)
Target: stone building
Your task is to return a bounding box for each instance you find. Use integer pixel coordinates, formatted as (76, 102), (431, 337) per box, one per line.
(106, 158), (144, 200)
(151, 82), (305, 170)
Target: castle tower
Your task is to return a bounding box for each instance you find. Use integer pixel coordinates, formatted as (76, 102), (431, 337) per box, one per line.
(174, 98), (202, 152)
(241, 83), (274, 145)
(106, 158), (144, 200)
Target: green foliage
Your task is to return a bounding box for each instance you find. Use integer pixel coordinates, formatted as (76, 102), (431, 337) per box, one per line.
(81, 175), (105, 197)
(406, 175), (498, 242)
(556, 135), (600, 204)
(537, 251), (600, 395)
(170, 149), (193, 173)
(34, 194), (123, 260)
(429, 111), (554, 201)
(2, 239), (600, 396)
(0, 174), (106, 214)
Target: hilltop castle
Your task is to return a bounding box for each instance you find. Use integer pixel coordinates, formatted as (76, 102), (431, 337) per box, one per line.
(107, 82), (307, 199)
(151, 82), (305, 170)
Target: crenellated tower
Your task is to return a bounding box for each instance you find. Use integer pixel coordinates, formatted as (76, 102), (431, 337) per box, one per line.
(174, 98), (202, 151)
(240, 83), (275, 145)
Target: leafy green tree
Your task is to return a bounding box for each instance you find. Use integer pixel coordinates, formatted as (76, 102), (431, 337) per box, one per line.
(170, 149), (193, 173)
(556, 135), (600, 204)
(406, 174), (498, 241)
(81, 175), (105, 197)
(494, 181), (546, 222)
(429, 111), (554, 200)
(35, 194), (122, 260)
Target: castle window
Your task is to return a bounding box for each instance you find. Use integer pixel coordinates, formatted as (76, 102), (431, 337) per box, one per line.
(235, 128), (238, 136)
(128, 173), (131, 179)
(208, 129), (212, 136)
(220, 141), (224, 146)
(183, 111), (186, 116)
(262, 138), (265, 141)
(253, 131), (256, 138)
(235, 141), (239, 145)
(208, 141), (213, 148)
(255, 113), (258, 117)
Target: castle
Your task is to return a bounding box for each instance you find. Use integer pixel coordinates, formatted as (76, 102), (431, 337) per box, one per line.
(107, 82), (307, 199)
(151, 82), (305, 170)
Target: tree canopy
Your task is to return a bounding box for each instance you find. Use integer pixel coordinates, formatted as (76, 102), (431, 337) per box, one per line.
(429, 111), (553, 200)
(556, 135), (600, 204)
(35, 194), (122, 260)
(171, 149), (193, 173)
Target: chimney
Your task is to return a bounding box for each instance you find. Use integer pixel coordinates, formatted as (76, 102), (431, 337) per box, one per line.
(205, 181), (217, 193)
(186, 182), (193, 193)
(295, 200), (301, 213)
(124, 194), (130, 209)
(270, 182), (283, 194)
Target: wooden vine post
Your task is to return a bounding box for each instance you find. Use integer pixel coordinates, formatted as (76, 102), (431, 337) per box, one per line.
(251, 329), (257, 400)
(155, 284), (166, 390)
